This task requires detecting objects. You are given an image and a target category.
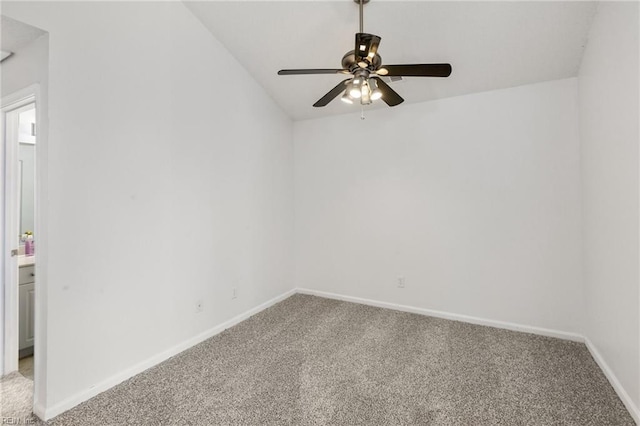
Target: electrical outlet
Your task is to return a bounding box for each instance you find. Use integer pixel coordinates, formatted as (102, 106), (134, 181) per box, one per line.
(397, 276), (405, 288)
(232, 287), (238, 299)
(196, 299), (204, 313)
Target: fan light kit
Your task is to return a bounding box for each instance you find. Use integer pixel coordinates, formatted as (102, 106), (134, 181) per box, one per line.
(278, 0), (452, 109)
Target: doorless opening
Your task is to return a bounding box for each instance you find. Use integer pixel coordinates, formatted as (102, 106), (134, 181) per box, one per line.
(1, 14), (49, 421)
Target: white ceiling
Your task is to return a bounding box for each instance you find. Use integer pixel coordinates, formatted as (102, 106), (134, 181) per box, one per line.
(185, 1), (597, 121)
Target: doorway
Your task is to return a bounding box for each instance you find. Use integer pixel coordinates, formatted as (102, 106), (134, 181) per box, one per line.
(1, 15), (49, 421)
(1, 93), (37, 420)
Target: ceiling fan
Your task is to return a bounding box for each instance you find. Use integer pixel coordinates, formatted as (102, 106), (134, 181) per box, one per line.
(277, 0), (452, 108)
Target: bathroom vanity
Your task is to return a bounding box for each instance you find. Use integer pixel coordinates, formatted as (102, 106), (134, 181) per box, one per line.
(19, 256), (35, 357)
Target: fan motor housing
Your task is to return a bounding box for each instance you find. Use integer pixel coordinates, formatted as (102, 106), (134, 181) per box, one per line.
(342, 50), (382, 73)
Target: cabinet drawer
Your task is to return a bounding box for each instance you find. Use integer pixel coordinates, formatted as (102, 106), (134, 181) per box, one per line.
(19, 265), (35, 285)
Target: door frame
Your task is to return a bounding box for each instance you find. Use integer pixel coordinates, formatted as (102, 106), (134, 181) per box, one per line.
(1, 93), (36, 375)
(1, 83), (47, 418)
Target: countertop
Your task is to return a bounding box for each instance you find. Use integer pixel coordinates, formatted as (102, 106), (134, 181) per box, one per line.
(19, 255), (35, 267)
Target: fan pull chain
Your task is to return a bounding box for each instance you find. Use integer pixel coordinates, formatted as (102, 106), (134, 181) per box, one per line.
(361, 107), (365, 120)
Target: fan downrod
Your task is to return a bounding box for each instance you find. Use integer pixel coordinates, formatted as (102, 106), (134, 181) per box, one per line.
(276, 0), (452, 109)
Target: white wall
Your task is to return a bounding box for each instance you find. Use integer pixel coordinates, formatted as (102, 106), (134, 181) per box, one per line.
(1, 33), (48, 98)
(578, 1), (640, 416)
(295, 78), (583, 335)
(2, 1), (294, 417)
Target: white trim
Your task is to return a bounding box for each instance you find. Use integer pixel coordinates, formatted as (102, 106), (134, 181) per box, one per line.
(41, 288), (296, 420)
(38, 287), (639, 424)
(1, 86), (38, 112)
(30, 82), (48, 417)
(1, 82), (48, 419)
(296, 289), (640, 422)
(584, 337), (640, 425)
(1, 92), (37, 376)
(33, 402), (46, 420)
(295, 288), (584, 342)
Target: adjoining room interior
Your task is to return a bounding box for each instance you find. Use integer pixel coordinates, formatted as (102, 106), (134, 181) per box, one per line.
(0, 1), (638, 424)
(17, 104), (37, 369)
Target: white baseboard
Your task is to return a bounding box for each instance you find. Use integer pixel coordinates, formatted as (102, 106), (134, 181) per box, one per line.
(296, 288), (584, 342)
(33, 402), (46, 420)
(40, 289), (296, 421)
(297, 288), (640, 424)
(584, 337), (640, 425)
(39, 287), (638, 425)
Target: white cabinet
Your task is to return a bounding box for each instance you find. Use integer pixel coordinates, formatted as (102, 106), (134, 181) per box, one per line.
(19, 264), (35, 352)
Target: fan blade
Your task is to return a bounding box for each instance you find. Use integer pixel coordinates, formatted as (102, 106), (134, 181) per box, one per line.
(372, 77), (404, 107)
(278, 69), (349, 75)
(377, 64), (452, 77)
(313, 79), (351, 107)
(355, 33), (381, 63)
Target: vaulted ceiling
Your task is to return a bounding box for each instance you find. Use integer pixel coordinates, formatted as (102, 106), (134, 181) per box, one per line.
(186, 1), (597, 120)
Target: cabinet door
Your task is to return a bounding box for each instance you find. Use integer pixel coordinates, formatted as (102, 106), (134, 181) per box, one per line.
(26, 284), (35, 346)
(19, 265), (35, 284)
(19, 282), (35, 350)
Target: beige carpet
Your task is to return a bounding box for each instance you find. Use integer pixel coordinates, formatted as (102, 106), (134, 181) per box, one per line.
(34, 295), (636, 424)
(0, 371), (34, 422)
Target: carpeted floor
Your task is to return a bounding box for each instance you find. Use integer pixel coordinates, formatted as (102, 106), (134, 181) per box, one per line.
(36, 295), (635, 424)
(0, 371), (34, 422)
